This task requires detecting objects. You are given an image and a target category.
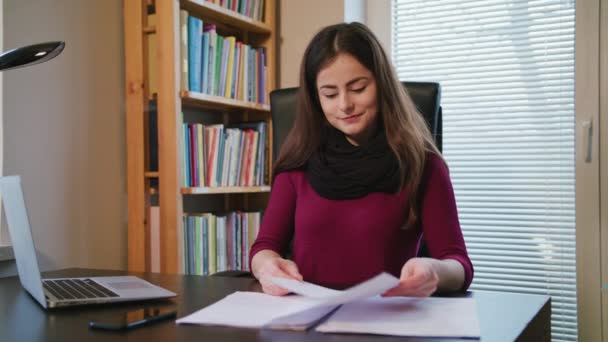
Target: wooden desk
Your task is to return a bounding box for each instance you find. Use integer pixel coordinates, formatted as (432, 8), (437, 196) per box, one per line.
(0, 268), (550, 341)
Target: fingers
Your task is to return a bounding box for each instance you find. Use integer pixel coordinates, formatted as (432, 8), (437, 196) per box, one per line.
(403, 269), (434, 288)
(258, 258), (303, 296)
(383, 258), (439, 297)
(277, 259), (303, 281)
(260, 279), (291, 296)
(382, 278), (437, 297)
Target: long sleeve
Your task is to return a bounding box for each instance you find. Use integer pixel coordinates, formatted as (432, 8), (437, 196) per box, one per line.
(249, 172), (297, 268)
(420, 154), (474, 290)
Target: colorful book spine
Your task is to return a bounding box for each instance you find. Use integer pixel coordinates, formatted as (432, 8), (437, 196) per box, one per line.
(179, 10), (189, 91)
(201, 32), (210, 95)
(189, 124), (198, 187)
(204, 25), (217, 95)
(187, 16), (203, 92)
(224, 37), (236, 98)
(214, 35), (223, 96)
(209, 215), (217, 274)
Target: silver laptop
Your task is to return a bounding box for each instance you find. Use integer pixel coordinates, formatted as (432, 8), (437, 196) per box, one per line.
(0, 175), (177, 308)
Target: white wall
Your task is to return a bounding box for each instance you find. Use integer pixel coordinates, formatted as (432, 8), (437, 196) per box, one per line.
(1, 0), (126, 275)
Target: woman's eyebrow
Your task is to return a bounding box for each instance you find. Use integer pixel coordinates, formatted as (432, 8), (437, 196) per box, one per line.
(319, 76), (369, 90)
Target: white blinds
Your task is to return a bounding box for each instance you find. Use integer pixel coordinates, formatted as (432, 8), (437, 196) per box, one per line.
(391, 0), (576, 340)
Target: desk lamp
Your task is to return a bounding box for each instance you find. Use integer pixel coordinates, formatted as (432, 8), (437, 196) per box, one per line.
(0, 41), (64, 71)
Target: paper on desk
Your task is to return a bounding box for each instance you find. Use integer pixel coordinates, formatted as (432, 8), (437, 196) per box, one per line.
(269, 272), (399, 305)
(315, 296), (481, 338)
(176, 272), (400, 330)
(176, 291), (335, 329)
(268, 276), (341, 298)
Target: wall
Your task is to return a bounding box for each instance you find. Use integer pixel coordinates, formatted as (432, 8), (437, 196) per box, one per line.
(0, 0), (388, 277)
(0, 0), (11, 276)
(278, 0), (390, 88)
(278, 0), (344, 88)
(0, 0), (126, 276)
(366, 0), (391, 56)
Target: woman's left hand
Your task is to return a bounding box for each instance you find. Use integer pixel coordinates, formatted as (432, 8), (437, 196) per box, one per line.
(382, 257), (439, 297)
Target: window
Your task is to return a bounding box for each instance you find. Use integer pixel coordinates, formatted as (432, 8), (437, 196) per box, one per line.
(392, 0), (576, 340)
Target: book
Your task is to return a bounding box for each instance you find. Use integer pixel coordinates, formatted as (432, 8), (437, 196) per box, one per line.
(150, 206), (160, 273)
(179, 10), (189, 91)
(187, 16), (203, 92)
(224, 36), (236, 98)
(204, 25), (217, 95)
(201, 32), (210, 95)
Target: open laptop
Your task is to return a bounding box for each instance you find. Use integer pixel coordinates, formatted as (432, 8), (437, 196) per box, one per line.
(0, 175), (176, 308)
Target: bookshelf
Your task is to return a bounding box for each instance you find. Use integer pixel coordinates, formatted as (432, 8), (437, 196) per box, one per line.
(124, 0), (276, 274)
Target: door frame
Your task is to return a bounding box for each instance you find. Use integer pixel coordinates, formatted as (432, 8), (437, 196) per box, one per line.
(575, 0), (604, 340)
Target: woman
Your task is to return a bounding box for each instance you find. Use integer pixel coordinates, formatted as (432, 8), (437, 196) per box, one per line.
(250, 22), (473, 297)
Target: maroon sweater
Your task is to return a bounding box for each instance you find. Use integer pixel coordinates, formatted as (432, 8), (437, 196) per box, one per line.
(250, 154), (473, 290)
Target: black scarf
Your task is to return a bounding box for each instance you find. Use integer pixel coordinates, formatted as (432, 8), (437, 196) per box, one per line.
(306, 126), (401, 199)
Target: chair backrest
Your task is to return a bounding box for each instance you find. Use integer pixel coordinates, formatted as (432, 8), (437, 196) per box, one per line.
(269, 81), (443, 162)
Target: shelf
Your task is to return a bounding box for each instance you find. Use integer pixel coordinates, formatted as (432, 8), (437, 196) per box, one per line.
(180, 0), (271, 34)
(181, 90), (270, 112)
(126, 0), (276, 273)
(182, 186), (271, 194)
(143, 26), (156, 34)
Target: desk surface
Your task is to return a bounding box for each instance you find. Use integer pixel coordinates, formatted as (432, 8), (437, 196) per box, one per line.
(0, 268), (550, 342)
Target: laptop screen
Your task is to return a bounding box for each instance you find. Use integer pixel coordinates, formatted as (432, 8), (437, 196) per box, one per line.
(0, 175), (48, 308)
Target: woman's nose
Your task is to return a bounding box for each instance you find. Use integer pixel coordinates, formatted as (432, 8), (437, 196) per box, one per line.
(338, 93), (355, 113)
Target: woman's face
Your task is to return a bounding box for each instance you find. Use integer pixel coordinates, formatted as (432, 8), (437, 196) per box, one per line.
(316, 53), (379, 146)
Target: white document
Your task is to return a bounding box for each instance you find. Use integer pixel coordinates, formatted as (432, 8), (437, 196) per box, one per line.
(175, 291), (335, 329)
(176, 272), (400, 330)
(269, 272), (399, 305)
(315, 296), (481, 338)
(267, 276), (341, 298)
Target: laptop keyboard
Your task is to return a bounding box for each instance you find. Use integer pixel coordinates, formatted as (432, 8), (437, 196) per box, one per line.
(43, 279), (119, 300)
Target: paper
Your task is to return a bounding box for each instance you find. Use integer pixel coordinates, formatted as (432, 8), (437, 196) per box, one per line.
(176, 272), (399, 330)
(176, 291), (335, 329)
(268, 276), (341, 298)
(315, 296), (481, 338)
(269, 272), (399, 305)
(176, 272), (481, 338)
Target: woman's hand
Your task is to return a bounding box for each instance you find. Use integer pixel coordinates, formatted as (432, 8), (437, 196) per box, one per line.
(382, 257), (439, 297)
(251, 250), (303, 296)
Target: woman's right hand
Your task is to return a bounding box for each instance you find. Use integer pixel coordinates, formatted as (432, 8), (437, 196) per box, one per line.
(251, 250), (303, 296)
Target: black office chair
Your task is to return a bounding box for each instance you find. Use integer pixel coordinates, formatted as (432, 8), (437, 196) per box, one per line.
(213, 81), (442, 277)
(271, 81), (442, 160)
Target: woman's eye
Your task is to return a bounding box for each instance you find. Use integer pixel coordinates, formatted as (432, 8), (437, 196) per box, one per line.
(323, 93), (338, 99)
(352, 87), (366, 93)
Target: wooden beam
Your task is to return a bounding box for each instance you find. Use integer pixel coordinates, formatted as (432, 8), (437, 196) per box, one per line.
(156, 0), (183, 274)
(124, 0), (147, 272)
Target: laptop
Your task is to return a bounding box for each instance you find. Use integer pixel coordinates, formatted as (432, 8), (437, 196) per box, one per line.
(0, 175), (177, 308)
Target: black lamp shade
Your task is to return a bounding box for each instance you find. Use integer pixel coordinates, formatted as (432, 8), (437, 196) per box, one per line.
(0, 41), (65, 72)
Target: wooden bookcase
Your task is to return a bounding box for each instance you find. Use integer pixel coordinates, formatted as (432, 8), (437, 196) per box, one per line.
(124, 0), (276, 273)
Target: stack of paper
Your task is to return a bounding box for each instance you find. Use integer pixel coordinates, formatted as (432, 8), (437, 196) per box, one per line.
(316, 296), (481, 338)
(176, 272), (481, 338)
(176, 272), (398, 329)
(175, 291), (336, 330)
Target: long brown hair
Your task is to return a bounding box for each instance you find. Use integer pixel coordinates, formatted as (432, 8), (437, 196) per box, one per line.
(274, 22), (441, 228)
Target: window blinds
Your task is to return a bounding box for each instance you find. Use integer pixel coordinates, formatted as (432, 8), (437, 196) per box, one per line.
(391, 0), (576, 340)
